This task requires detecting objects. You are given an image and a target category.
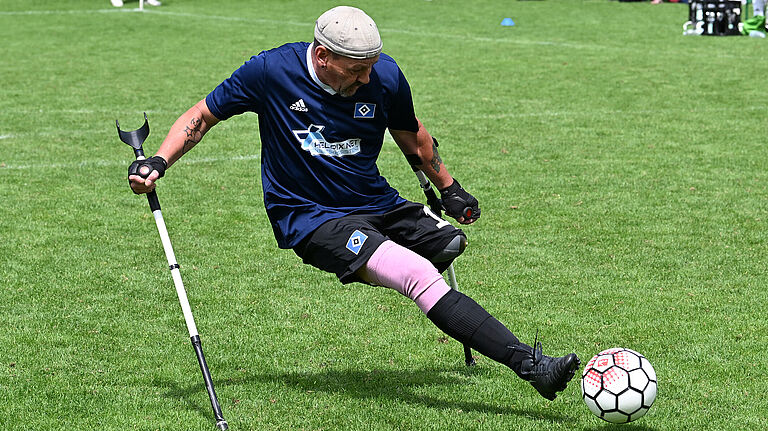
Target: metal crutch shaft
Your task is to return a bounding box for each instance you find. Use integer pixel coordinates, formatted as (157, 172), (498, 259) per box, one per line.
(410, 167), (476, 367)
(117, 114), (229, 430)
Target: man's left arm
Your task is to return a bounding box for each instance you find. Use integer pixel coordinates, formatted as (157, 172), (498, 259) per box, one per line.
(390, 118), (480, 224)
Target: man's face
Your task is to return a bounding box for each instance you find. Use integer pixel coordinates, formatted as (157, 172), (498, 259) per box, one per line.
(322, 52), (379, 97)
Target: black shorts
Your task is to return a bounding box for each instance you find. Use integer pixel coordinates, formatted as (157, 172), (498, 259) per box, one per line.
(293, 201), (465, 284)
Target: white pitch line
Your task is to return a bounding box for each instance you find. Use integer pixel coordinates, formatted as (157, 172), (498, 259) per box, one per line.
(146, 10), (590, 49)
(2, 108), (176, 115)
(0, 9), (124, 16)
(382, 27), (589, 49)
(143, 9), (309, 28)
(477, 104), (768, 120)
(0, 154), (260, 171)
(1, 104), (763, 142)
(0, 8), (592, 50)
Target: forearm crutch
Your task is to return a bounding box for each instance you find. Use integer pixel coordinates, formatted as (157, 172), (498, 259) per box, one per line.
(116, 113), (229, 430)
(408, 155), (476, 367)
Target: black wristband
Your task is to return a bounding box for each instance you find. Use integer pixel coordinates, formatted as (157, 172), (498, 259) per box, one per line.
(439, 179), (461, 196)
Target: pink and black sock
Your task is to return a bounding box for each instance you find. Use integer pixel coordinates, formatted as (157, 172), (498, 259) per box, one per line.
(360, 240), (531, 375)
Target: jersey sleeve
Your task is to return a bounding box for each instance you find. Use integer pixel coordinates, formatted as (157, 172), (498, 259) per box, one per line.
(205, 54), (266, 120)
(386, 67), (419, 133)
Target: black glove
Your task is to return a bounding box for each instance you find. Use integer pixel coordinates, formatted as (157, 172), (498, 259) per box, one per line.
(128, 156), (167, 179)
(440, 179), (480, 221)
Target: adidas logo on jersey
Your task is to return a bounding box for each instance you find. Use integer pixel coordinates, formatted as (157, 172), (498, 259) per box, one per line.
(290, 99), (309, 112)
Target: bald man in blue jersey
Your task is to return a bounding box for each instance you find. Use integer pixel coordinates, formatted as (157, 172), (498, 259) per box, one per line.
(129, 6), (579, 401)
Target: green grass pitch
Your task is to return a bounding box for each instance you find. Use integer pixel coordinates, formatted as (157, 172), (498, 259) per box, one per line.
(1, 0), (767, 429)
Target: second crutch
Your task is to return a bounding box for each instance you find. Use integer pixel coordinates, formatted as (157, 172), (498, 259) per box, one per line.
(407, 141), (476, 367)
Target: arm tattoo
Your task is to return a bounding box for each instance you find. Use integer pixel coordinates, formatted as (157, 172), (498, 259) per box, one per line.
(182, 117), (203, 154)
(430, 139), (443, 173)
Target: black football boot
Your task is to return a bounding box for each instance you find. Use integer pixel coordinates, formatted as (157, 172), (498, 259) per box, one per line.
(513, 340), (581, 400)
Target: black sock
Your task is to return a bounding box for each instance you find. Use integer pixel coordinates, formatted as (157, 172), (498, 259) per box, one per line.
(426, 290), (532, 376)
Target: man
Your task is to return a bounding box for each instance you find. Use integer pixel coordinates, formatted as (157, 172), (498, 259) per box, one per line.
(128, 6), (579, 401)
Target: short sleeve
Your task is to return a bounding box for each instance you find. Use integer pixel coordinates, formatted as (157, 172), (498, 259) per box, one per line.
(205, 54), (266, 120)
(386, 67), (419, 133)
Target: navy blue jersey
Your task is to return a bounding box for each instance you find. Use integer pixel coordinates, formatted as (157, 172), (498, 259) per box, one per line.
(206, 42), (419, 249)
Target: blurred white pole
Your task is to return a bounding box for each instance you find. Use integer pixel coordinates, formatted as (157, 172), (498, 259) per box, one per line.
(140, 0), (144, 11)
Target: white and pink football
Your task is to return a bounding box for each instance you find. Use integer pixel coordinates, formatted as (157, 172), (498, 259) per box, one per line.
(581, 347), (657, 424)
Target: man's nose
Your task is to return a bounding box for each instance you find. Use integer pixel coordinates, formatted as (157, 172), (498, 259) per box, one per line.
(357, 68), (371, 84)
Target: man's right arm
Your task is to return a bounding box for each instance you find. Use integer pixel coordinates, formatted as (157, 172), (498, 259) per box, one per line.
(129, 99), (220, 194)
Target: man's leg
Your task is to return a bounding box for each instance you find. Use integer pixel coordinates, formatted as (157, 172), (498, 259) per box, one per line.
(755, 0), (766, 17)
(358, 240), (451, 313)
(358, 240), (580, 400)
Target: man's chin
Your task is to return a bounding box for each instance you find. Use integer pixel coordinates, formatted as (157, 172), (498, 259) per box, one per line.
(339, 85), (361, 97)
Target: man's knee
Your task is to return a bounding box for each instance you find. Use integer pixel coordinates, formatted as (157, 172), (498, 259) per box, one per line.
(430, 233), (467, 263)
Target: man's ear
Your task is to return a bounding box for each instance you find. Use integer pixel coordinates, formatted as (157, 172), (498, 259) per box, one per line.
(314, 45), (330, 68)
